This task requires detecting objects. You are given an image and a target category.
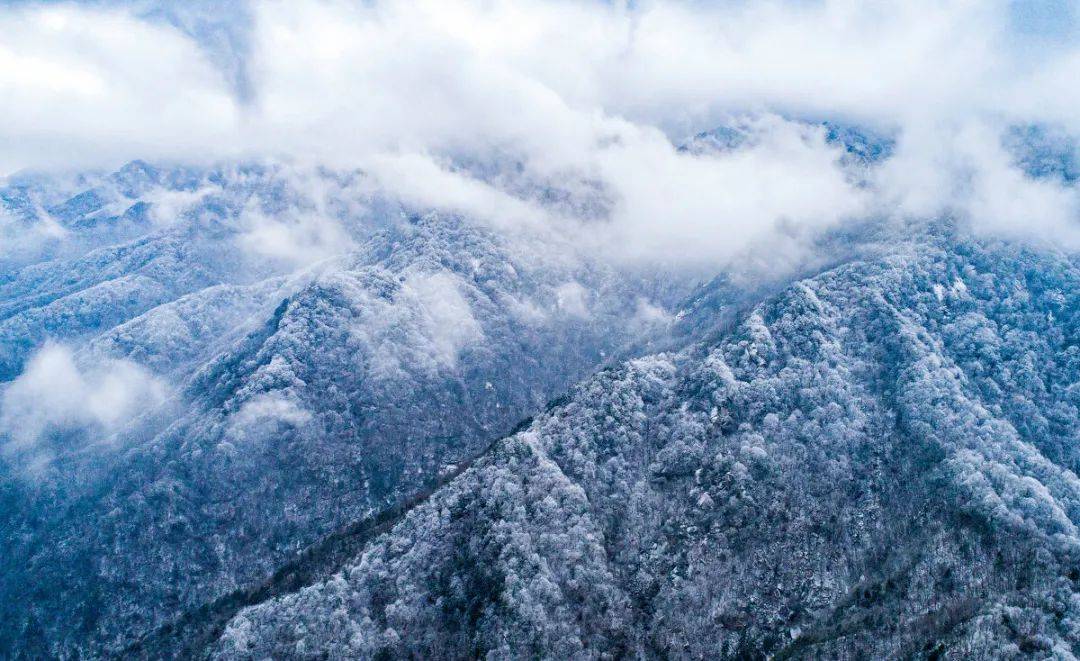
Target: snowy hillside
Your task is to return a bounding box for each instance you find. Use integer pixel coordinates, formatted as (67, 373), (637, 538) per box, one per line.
(0, 163), (686, 657)
(3, 1), (1080, 658)
(212, 232), (1080, 659)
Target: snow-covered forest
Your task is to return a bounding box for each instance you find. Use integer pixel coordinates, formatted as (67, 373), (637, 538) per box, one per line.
(2, 1), (1080, 658)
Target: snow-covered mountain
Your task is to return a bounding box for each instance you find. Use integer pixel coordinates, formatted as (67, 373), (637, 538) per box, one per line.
(0, 163), (687, 657)
(209, 230), (1080, 659)
(2, 126), (1079, 660)
(6, 0), (1080, 657)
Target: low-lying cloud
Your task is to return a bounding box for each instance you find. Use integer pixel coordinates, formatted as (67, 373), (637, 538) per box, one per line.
(876, 119), (1080, 249)
(0, 344), (170, 468)
(1, 0), (1078, 262)
(225, 390), (312, 445)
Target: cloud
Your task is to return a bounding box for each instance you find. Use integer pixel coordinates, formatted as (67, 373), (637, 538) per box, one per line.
(225, 391), (311, 444)
(586, 116), (869, 263)
(235, 0), (1080, 145)
(0, 203), (68, 266)
(236, 207), (356, 267)
(406, 272), (484, 367)
(0, 3), (239, 173)
(1, 0), (1078, 263)
(632, 297), (672, 330)
(555, 281), (592, 319)
(355, 270), (486, 379)
(0, 344), (169, 467)
(876, 119), (1080, 248)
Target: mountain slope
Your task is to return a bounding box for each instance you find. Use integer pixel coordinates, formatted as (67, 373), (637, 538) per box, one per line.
(0, 204), (680, 657)
(211, 233), (1080, 659)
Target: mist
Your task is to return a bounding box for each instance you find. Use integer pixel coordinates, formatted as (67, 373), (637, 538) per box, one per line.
(2, 0), (1078, 264)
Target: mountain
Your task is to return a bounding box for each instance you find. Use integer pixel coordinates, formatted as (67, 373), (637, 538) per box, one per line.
(0, 164), (686, 657)
(3, 137), (1079, 659)
(679, 119), (896, 169)
(207, 230), (1080, 659)
(4, 0), (1079, 652)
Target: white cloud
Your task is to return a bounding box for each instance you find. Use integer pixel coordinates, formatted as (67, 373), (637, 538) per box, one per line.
(407, 272), (484, 366)
(0, 3), (239, 173)
(586, 116), (868, 264)
(355, 269), (485, 379)
(226, 391), (312, 443)
(236, 207), (356, 267)
(632, 298), (672, 329)
(555, 281), (591, 319)
(0, 203), (68, 263)
(1, 0), (1078, 262)
(363, 152), (555, 232)
(143, 185), (215, 227)
(876, 119), (1080, 248)
(0, 344), (169, 463)
(206, 164), (370, 267)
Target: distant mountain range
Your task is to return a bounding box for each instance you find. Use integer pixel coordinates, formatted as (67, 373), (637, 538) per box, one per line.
(2, 123), (1078, 658)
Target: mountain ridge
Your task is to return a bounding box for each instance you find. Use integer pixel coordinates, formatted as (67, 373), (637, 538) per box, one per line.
(207, 232), (1080, 659)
